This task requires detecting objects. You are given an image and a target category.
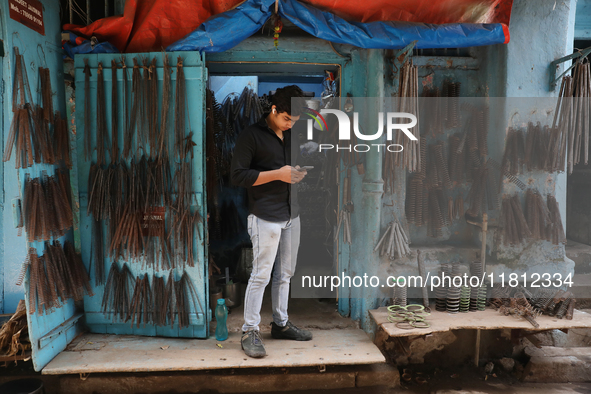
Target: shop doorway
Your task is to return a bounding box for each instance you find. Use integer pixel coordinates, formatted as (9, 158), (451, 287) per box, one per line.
(205, 61), (341, 318)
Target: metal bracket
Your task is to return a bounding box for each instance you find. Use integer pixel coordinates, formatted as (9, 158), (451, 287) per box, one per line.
(549, 46), (591, 91)
(389, 41), (418, 80)
(395, 41), (418, 65)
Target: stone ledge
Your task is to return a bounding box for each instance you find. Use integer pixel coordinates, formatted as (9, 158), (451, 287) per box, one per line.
(523, 346), (591, 383)
(355, 363), (399, 388)
(52, 365), (397, 394)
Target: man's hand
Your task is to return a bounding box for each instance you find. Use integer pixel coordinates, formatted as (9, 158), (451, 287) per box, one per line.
(278, 165), (306, 184)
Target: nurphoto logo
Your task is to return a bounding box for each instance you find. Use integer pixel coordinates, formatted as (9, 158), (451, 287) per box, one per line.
(304, 108), (418, 153)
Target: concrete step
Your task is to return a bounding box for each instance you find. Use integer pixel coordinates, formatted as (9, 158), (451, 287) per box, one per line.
(523, 346), (591, 383)
(1, 364), (400, 394)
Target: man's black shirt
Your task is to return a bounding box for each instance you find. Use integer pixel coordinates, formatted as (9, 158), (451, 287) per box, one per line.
(230, 115), (299, 222)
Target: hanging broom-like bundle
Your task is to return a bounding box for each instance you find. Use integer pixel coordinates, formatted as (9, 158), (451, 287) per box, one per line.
(525, 189), (552, 241)
(374, 219), (411, 259)
(4, 47), (38, 168)
(547, 195), (566, 245)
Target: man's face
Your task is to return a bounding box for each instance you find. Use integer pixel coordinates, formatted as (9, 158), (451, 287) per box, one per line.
(274, 108), (300, 132)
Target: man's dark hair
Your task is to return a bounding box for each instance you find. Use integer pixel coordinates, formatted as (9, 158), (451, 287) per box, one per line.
(272, 85), (305, 117)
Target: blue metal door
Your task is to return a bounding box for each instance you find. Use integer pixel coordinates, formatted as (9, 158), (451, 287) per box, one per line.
(0, 0), (84, 372)
(73, 52), (209, 338)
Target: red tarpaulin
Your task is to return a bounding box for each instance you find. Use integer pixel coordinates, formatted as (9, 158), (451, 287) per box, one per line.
(63, 0), (513, 53)
(303, 0), (512, 25)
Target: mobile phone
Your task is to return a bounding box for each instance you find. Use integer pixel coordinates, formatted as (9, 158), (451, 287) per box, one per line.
(298, 166), (314, 171)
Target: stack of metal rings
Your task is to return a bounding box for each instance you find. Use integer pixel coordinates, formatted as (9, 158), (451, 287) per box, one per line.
(387, 304), (431, 329)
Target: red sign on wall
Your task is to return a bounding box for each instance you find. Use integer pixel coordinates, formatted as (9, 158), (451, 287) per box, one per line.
(9, 0), (45, 36)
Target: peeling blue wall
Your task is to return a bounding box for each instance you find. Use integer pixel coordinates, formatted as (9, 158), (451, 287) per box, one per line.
(377, 0), (577, 303)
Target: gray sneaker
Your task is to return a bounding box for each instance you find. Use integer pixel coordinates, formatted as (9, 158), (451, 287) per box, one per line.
(241, 329), (266, 358)
(271, 321), (313, 341)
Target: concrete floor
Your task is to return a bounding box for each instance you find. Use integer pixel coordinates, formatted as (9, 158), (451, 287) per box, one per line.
(41, 291), (382, 375)
(222, 287), (359, 334)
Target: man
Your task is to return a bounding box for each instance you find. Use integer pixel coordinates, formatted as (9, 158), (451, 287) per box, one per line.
(231, 85), (312, 358)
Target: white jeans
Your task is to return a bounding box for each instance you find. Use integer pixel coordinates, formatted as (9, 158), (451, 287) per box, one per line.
(242, 214), (301, 332)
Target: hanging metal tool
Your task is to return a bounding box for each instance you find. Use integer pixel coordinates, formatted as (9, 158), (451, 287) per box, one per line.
(335, 168), (353, 245)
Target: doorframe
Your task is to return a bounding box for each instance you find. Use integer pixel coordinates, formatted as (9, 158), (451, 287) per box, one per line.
(205, 47), (354, 315)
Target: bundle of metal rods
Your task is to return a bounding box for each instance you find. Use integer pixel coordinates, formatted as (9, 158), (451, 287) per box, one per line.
(465, 166), (488, 217)
(24, 171), (74, 242)
(177, 271), (204, 328)
(101, 267), (202, 328)
(91, 218), (105, 286)
(83, 58), (93, 161)
(62, 241), (94, 299)
(148, 58), (158, 159)
(109, 202), (145, 262)
(335, 169), (353, 245)
(525, 189), (551, 241)
(395, 59), (421, 172)
(500, 194), (531, 246)
(3, 48), (38, 168)
(26, 241), (92, 315)
(152, 275), (169, 327)
(39, 67), (53, 124)
(374, 219), (411, 259)
(448, 134), (466, 184)
(111, 60), (120, 163)
(206, 89), (223, 208)
(53, 112), (71, 168)
(406, 142), (457, 235)
(493, 288), (575, 324)
(87, 163), (111, 221)
(548, 83), (569, 173)
(500, 128), (525, 184)
(221, 86), (265, 137)
(32, 106), (54, 164)
(416, 250), (431, 311)
(499, 298), (541, 328)
(128, 273), (153, 328)
(174, 57), (187, 160)
(405, 176), (425, 226)
(553, 61), (591, 174)
(547, 195), (566, 245)
(429, 142), (452, 189)
(101, 263), (134, 322)
(84, 55), (203, 282)
(427, 188), (448, 238)
(524, 122), (551, 171)
(443, 81), (461, 129)
(456, 104), (489, 179)
(27, 248), (53, 315)
(421, 87), (443, 135)
(157, 55), (172, 159)
(123, 58), (142, 158)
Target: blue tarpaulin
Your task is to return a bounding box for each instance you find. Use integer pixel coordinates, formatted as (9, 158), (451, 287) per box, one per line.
(62, 31), (119, 58)
(166, 0), (509, 53)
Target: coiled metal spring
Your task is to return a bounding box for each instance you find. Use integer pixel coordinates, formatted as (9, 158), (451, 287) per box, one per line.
(556, 296), (572, 319)
(477, 284), (487, 311)
(460, 286), (471, 313)
(393, 284), (408, 308)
